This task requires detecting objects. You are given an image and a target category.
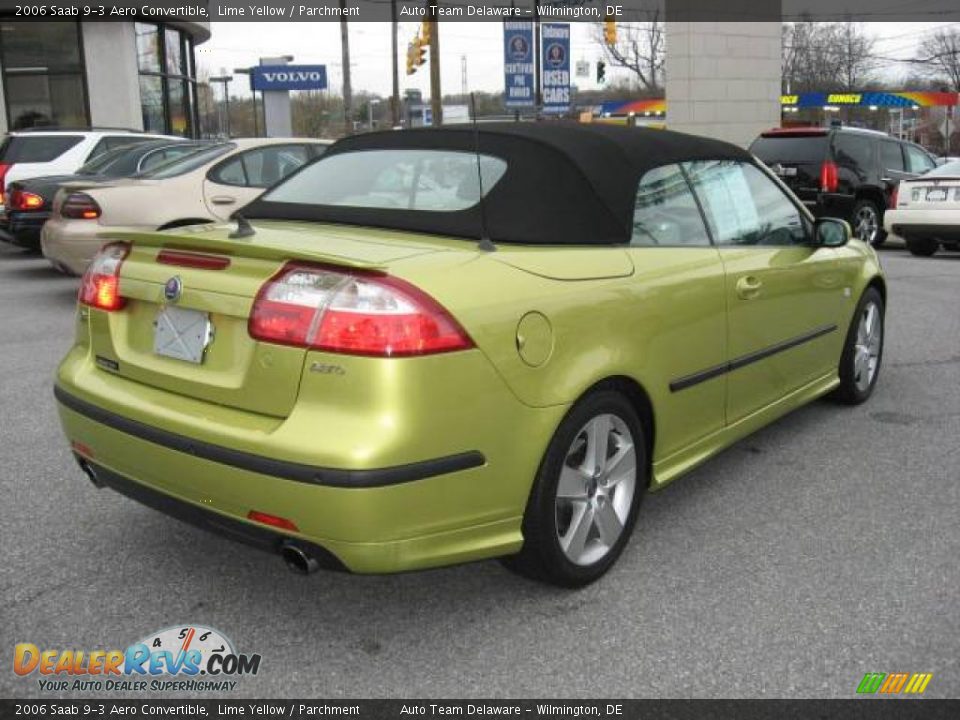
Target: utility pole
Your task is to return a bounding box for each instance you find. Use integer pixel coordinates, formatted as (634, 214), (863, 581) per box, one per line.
(533, 9), (542, 118)
(391, 0), (401, 127)
(209, 74), (233, 137)
(233, 68), (259, 137)
(461, 55), (467, 97)
(340, 3), (353, 135)
(428, 2), (442, 126)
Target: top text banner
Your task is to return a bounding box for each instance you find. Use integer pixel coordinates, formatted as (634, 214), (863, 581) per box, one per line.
(1, 0), (959, 21)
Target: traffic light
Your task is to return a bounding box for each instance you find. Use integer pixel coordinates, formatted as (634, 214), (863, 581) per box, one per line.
(596, 60), (606, 84)
(603, 17), (617, 45)
(416, 33), (427, 68)
(406, 40), (417, 75)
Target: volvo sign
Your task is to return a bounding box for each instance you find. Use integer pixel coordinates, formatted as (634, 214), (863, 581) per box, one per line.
(251, 65), (328, 92)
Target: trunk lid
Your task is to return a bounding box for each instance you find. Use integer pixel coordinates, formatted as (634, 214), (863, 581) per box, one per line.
(94, 221), (452, 418)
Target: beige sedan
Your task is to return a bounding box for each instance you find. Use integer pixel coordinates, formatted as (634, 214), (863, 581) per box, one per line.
(41, 137), (329, 275)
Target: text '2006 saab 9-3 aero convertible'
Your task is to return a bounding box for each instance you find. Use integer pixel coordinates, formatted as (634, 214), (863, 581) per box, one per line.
(54, 124), (885, 587)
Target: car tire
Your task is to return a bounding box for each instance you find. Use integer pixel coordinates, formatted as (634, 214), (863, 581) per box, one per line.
(851, 199), (886, 248)
(502, 390), (647, 587)
(831, 287), (884, 405)
(905, 237), (939, 257)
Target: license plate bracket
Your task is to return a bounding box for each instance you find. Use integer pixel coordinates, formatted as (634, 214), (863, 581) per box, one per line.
(154, 306), (213, 364)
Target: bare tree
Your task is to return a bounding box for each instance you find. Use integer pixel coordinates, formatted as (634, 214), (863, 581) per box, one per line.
(594, 12), (664, 95)
(782, 21), (875, 93)
(919, 28), (960, 92)
(833, 21), (875, 91)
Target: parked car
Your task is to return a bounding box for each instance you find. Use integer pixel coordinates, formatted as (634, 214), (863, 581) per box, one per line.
(41, 138), (329, 275)
(884, 159), (960, 257)
(1, 139), (204, 248)
(54, 124), (885, 587)
(749, 125), (938, 247)
(0, 128), (176, 205)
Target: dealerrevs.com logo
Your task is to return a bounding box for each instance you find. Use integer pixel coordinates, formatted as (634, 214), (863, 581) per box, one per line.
(13, 625), (261, 693)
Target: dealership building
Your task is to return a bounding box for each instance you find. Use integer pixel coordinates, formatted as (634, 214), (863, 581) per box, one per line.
(0, 20), (210, 137)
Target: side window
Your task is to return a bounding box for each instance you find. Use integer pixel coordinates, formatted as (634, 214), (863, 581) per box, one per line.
(209, 156), (247, 185)
(210, 145), (313, 188)
(834, 134), (874, 172)
(879, 141), (905, 172)
(684, 160), (809, 246)
(631, 164), (711, 247)
(905, 145), (935, 174)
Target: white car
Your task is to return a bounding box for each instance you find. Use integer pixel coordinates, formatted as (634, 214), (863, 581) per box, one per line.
(0, 128), (176, 204)
(885, 159), (960, 257)
(41, 137), (330, 275)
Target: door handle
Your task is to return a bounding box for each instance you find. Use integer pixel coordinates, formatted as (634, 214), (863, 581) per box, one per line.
(736, 276), (762, 300)
(210, 196), (236, 205)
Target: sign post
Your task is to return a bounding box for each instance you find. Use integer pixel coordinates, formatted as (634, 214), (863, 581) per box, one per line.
(251, 61), (327, 137)
(541, 23), (570, 115)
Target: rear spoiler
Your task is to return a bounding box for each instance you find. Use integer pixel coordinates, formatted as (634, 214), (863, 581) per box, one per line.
(100, 225), (387, 271)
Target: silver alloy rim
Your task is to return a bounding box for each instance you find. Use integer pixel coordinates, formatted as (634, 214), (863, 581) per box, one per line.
(854, 300), (882, 392)
(555, 414), (637, 567)
(855, 205), (879, 244)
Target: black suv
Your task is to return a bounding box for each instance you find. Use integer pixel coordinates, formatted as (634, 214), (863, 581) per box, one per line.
(749, 126), (938, 247)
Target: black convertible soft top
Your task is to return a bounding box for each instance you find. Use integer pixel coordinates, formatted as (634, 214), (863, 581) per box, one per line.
(243, 122), (753, 246)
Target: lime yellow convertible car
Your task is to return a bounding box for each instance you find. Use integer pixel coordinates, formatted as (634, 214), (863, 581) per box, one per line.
(55, 124), (885, 586)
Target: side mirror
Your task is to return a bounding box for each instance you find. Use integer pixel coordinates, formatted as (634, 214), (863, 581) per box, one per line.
(815, 217), (851, 247)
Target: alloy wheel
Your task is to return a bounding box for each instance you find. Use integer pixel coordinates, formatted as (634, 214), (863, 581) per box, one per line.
(855, 205), (879, 245)
(555, 414), (637, 566)
(854, 300), (882, 393)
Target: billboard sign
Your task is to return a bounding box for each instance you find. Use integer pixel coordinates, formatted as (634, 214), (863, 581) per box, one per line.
(541, 23), (571, 114)
(503, 21), (535, 108)
(251, 65), (327, 92)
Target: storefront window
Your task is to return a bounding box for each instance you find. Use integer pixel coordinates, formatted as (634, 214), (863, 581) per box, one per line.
(0, 22), (88, 128)
(136, 22), (197, 137)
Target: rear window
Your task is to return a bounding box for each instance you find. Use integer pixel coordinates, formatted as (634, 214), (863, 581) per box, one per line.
(0, 134), (83, 163)
(926, 160), (960, 177)
(137, 143), (235, 179)
(749, 135), (828, 165)
(261, 149), (508, 212)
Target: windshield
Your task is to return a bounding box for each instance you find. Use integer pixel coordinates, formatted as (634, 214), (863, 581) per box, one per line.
(261, 149), (508, 212)
(137, 143), (235, 179)
(927, 160), (960, 177)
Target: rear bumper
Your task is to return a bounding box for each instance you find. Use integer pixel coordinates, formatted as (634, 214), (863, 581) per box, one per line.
(802, 193), (857, 219)
(883, 208), (960, 237)
(0, 212), (47, 247)
(40, 216), (105, 275)
(55, 336), (564, 573)
(78, 457), (348, 572)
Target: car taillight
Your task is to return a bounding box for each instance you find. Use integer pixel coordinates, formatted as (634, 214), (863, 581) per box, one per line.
(79, 242), (129, 311)
(61, 192), (101, 219)
(820, 160), (839, 193)
(9, 189), (44, 211)
(889, 184), (899, 209)
(249, 262), (474, 357)
(0, 163), (11, 205)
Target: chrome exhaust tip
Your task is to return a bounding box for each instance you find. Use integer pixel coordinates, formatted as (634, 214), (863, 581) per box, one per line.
(280, 541), (319, 575)
(77, 458), (105, 488)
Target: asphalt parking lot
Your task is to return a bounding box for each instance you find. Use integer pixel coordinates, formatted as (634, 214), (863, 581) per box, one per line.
(1, 240), (958, 699)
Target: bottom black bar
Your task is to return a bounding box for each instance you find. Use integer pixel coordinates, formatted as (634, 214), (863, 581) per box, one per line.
(2, 699), (959, 720)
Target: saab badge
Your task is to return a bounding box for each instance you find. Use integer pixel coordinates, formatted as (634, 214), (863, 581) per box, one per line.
(164, 276), (183, 303)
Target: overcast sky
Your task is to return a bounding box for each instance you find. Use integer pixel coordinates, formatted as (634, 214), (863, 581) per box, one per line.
(195, 22), (957, 100)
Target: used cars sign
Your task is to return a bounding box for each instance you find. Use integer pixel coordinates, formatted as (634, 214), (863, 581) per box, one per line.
(251, 65), (327, 91)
